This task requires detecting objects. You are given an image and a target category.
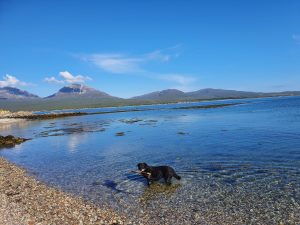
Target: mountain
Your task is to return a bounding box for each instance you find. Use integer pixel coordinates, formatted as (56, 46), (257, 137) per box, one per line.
(131, 88), (300, 101)
(0, 84), (123, 111)
(0, 87), (39, 100)
(186, 88), (264, 99)
(131, 89), (185, 101)
(46, 84), (117, 99)
(1, 85), (300, 111)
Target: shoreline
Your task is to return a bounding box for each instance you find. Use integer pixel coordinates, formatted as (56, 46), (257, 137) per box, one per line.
(0, 157), (128, 225)
(0, 118), (26, 124)
(0, 95), (298, 113)
(0, 102), (242, 121)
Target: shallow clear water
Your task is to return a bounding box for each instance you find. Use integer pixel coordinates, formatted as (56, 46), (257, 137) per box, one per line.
(1, 97), (300, 224)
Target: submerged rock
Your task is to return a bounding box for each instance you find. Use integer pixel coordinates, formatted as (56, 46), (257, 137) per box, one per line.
(0, 135), (30, 149)
(177, 132), (188, 135)
(119, 118), (143, 124)
(115, 132), (125, 136)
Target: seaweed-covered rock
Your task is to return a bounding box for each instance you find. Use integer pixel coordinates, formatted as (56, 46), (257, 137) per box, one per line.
(0, 135), (29, 148)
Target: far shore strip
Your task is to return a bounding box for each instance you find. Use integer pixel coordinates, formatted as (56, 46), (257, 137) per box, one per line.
(0, 102), (242, 120)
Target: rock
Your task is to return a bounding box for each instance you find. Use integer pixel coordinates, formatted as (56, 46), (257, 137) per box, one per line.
(177, 132), (187, 135)
(119, 118), (143, 124)
(0, 110), (34, 118)
(0, 109), (11, 117)
(115, 132), (125, 136)
(0, 135), (30, 149)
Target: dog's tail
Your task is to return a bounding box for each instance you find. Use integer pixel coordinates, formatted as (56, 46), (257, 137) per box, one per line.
(174, 173), (181, 180)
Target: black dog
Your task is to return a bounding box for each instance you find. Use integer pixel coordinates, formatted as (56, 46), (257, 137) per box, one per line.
(137, 162), (181, 185)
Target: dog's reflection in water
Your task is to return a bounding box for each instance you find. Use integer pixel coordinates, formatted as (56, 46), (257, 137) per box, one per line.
(139, 182), (182, 203)
(101, 180), (124, 193)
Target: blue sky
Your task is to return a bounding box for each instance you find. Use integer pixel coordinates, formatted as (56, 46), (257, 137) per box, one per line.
(0, 0), (299, 98)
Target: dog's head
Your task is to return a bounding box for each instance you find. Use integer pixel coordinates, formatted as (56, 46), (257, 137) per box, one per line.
(137, 162), (150, 172)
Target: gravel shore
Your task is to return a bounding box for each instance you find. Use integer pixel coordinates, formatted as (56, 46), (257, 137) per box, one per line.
(0, 157), (129, 225)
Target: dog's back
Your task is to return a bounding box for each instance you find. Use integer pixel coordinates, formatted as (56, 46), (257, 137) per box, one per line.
(155, 165), (181, 180)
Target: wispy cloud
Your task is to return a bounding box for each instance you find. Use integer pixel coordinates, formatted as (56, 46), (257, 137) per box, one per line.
(292, 34), (300, 44)
(0, 74), (29, 87)
(159, 74), (195, 86)
(80, 45), (181, 74)
(44, 76), (65, 84)
(45, 71), (92, 85)
(83, 54), (143, 74)
(158, 74), (196, 92)
(79, 45), (196, 90)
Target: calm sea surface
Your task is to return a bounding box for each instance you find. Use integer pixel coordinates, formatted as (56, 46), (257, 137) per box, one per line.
(1, 97), (300, 224)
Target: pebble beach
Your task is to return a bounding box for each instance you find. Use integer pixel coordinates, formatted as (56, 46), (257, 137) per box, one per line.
(0, 157), (128, 225)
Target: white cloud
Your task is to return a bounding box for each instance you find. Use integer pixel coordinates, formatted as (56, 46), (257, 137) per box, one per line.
(59, 71), (91, 83)
(159, 74), (195, 86)
(83, 54), (143, 74)
(80, 45), (181, 74)
(292, 34), (300, 44)
(157, 73), (196, 92)
(45, 71), (92, 85)
(44, 76), (65, 84)
(0, 74), (29, 87)
(145, 45), (181, 62)
(145, 50), (171, 62)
